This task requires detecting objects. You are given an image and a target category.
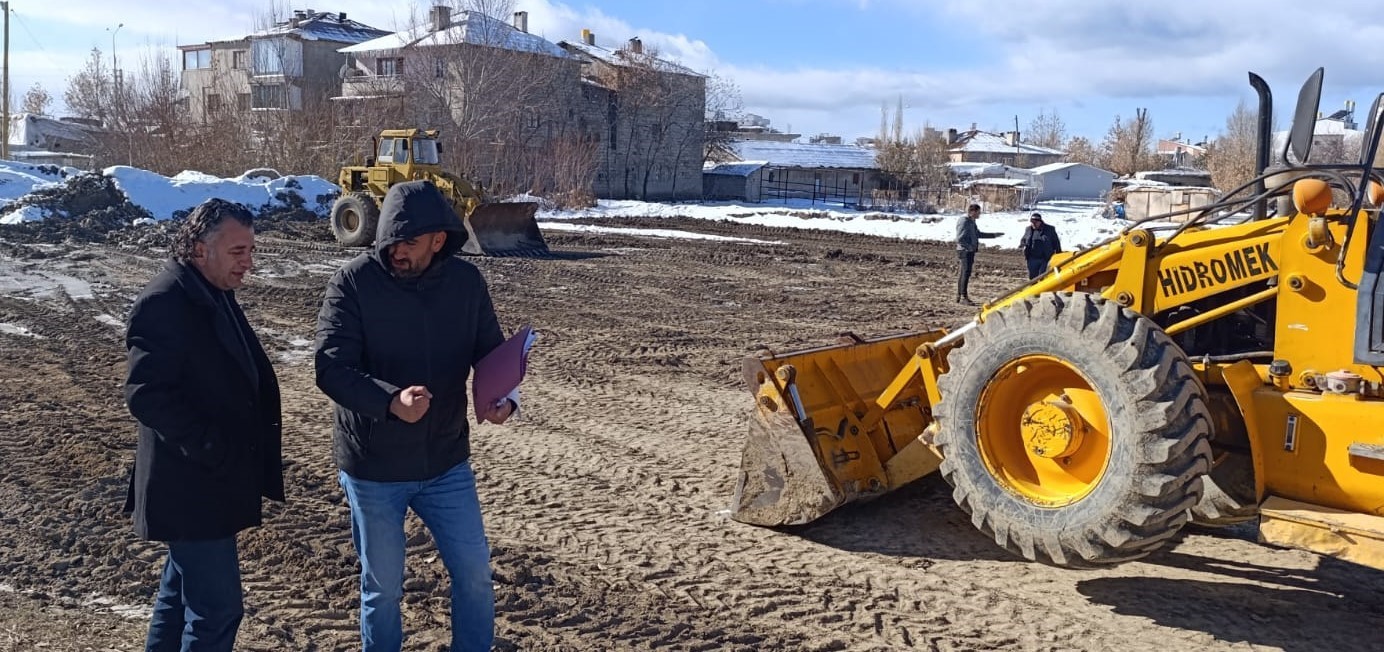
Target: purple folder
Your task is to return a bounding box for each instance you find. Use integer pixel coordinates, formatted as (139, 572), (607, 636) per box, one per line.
(472, 325), (534, 413)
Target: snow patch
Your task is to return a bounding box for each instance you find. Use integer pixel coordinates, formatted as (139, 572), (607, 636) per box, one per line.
(0, 323), (42, 338)
(0, 204), (50, 225)
(82, 595), (149, 620)
(539, 221), (784, 244)
(105, 166), (339, 221)
(539, 198), (1172, 251)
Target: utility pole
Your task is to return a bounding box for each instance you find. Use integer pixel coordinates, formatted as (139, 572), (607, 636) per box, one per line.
(2, 2), (9, 161)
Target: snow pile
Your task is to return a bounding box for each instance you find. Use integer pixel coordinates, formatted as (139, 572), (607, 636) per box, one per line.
(106, 167), (339, 221)
(0, 162), (82, 219)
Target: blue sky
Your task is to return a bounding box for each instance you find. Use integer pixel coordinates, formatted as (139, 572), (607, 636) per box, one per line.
(11, 0), (1384, 146)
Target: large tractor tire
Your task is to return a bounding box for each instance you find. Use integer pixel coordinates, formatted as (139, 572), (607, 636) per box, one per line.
(935, 292), (1213, 568)
(331, 192), (380, 248)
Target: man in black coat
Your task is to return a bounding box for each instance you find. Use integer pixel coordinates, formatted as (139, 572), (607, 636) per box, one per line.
(315, 180), (516, 652)
(124, 198), (284, 651)
(1019, 212), (1063, 279)
(955, 203), (1002, 305)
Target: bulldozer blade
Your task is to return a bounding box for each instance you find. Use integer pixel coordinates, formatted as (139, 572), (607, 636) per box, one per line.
(463, 202), (548, 255)
(731, 406), (845, 526)
(730, 330), (950, 527)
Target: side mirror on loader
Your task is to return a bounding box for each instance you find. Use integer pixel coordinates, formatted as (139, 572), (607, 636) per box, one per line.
(1286, 67), (1324, 166)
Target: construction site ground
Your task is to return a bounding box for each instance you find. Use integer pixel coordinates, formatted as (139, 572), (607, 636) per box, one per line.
(1, 215), (1381, 652)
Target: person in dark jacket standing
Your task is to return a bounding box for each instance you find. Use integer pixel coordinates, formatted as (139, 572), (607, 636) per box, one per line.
(315, 180), (517, 652)
(955, 203), (1001, 305)
(1019, 212), (1063, 279)
(124, 198), (284, 651)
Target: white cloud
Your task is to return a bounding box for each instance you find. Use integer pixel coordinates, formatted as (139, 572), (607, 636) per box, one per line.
(19, 0), (1384, 142)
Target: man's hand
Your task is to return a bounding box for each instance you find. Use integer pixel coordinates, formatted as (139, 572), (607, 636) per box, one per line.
(478, 398), (515, 425)
(390, 386), (432, 423)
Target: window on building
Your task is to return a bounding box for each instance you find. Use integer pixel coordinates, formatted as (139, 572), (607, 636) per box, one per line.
(236, 93), (250, 111)
(251, 84), (285, 109)
(205, 93), (222, 115)
(376, 58), (402, 76)
(852, 173), (860, 185)
(232, 50), (247, 70)
(183, 48), (211, 70)
(524, 110), (540, 129)
(251, 38), (285, 75)
(434, 58), (446, 79)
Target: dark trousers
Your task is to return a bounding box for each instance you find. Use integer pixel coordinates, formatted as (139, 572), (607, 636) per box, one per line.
(957, 250), (976, 299)
(1026, 257), (1048, 279)
(145, 537), (244, 652)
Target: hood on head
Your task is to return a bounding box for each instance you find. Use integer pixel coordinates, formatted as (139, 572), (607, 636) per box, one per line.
(373, 180), (466, 263)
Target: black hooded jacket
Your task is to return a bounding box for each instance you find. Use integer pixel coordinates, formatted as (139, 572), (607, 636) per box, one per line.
(314, 180), (504, 482)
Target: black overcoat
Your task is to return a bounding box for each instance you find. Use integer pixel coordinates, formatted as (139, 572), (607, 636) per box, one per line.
(123, 260), (284, 541)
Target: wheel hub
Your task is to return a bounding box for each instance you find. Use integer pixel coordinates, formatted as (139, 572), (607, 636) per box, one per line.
(1021, 398), (1086, 459)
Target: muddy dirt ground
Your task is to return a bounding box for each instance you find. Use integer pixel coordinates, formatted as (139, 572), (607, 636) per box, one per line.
(1, 216), (1382, 652)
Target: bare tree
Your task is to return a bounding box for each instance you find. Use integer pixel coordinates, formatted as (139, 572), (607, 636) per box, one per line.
(1027, 109), (1066, 150)
(702, 71), (742, 163)
(873, 99), (911, 191)
(64, 48), (112, 123)
(1205, 99), (1259, 192)
(21, 83), (52, 115)
(1103, 108), (1158, 176)
(1064, 135), (1101, 167)
(912, 124), (951, 210)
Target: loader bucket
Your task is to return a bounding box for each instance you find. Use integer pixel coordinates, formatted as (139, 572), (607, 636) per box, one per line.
(461, 202), (548, 256)
(731, 330), (950, 526)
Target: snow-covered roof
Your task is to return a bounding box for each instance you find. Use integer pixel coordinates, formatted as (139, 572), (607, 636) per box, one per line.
(559, 40), (702, 77)
(950, 131), (1065, 156)
(256, 11), (388, 44)
(729, 140), (878, 170)
(962, 177), (1029, 188)
(947, 161), (1005, 178)
(703, 161), (766, 177)
(8, 114), (99, 149)
(341, 11), (568, 58)
(1029, 161), (1112, 175)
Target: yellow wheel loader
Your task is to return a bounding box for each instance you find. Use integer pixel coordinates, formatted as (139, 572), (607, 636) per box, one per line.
(331, 128), (548, 255)
(732, 68), (1384, 571)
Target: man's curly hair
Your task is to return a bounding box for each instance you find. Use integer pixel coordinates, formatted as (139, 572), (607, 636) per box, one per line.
(173, 199), (255, 263)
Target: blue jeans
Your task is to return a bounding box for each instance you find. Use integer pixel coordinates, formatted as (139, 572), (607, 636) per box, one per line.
(144, 537), (243, 652)
(1026, 257), (1048, 279)
(338, 460), (494, 652)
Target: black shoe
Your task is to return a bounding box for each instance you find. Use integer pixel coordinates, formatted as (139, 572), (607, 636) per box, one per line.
(959, 297), (977, 306)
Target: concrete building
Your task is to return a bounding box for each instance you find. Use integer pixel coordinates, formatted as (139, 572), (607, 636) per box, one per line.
(946, 127), (1065, 167)
(177, 9), (387, 122)
(711, 140), (882, 206)
(1026, 162), (1115, 201)
(558, 32), (706, 200)
(336, 10), (705, 201)
(1122, 185), (1220, 222)
(703, 161), (766, 202)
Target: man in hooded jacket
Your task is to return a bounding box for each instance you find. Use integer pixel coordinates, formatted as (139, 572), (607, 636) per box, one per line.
(314, 180), (516, 652)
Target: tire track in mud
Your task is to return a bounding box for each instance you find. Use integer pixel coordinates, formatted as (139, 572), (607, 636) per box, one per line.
(7, 220), (1384, 650)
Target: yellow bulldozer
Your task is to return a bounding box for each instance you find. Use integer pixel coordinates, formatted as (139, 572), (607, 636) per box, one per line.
(732, 68), (1384, 571)
(331, 128), (547, 255)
